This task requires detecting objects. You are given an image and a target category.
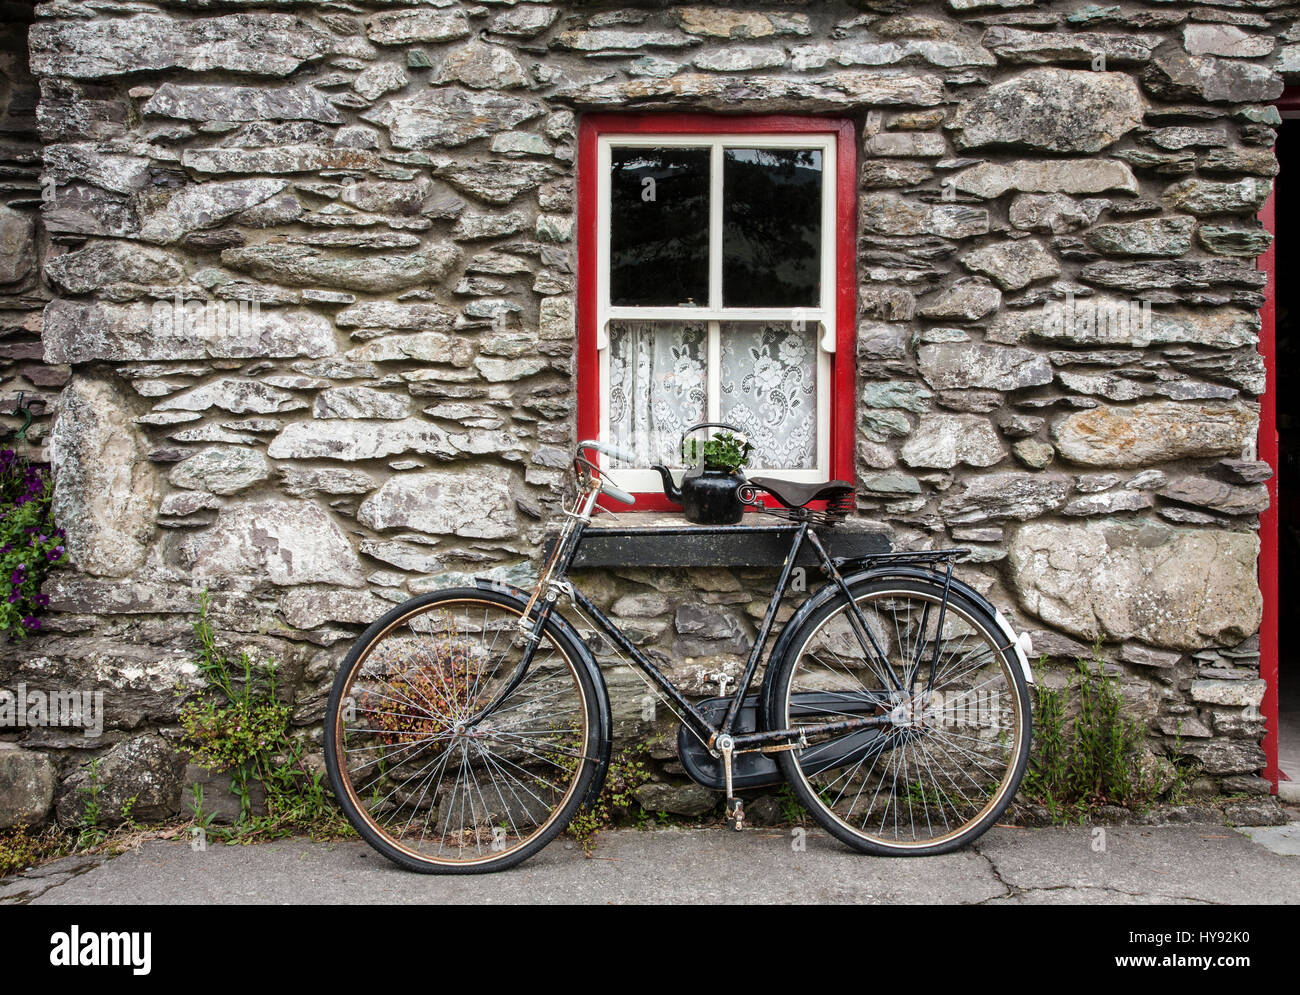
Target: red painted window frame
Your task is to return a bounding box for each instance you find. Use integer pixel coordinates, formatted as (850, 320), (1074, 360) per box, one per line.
(1259, 88), (1300, 791)
(576, 113), (858, 511)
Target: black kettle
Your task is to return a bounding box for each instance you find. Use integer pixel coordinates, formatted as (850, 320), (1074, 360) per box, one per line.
(651, 423), (751, 525)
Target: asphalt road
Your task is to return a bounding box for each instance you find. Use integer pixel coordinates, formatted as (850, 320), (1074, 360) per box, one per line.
(3, 822), (1298, 905)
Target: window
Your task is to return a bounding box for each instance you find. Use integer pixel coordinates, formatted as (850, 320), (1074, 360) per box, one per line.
(577, 115), (856, 504)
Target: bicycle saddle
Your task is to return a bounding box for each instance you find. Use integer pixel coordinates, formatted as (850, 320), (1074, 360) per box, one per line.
(747, 476), (854, 509)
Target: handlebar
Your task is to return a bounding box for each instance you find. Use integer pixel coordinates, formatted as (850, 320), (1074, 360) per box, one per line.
(575, 440), (636, 505)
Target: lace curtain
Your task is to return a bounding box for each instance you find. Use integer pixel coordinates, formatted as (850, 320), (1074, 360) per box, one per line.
(609, 320), (707, 466)
(609, 319), (817, 470)
(720, 321), (817, 470)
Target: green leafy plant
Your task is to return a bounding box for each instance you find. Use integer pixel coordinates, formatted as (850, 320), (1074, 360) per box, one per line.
(178, 593), (352, 843)
(1022, 650), (1195, 823)
(566, 743), (654, 855)
(0, 825), (71, 877)
(76, 757), (107, 849)
(0, 449), (66, 638)
(683, 431), (753, 474)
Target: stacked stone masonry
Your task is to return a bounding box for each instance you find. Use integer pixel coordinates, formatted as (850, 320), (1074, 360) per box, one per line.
(0, 0), (1293, 826)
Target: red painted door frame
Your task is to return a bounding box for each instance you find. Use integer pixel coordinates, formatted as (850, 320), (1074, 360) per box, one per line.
(1260, 87), (1300, 791)
(575, 114), (858, 510)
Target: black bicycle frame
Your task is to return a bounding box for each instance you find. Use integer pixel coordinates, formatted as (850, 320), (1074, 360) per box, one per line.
(503, 512), (907, 756)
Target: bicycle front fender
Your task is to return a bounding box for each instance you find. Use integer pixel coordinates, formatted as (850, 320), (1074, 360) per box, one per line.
(473, 577), (614, 809)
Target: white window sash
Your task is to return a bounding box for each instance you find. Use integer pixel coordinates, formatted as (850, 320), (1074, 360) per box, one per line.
(597, 133), (837, 492)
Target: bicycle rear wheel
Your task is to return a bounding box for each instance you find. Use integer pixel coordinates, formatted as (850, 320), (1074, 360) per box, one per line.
(766, 578), (1031, 856)
(325, 588), (604, 873)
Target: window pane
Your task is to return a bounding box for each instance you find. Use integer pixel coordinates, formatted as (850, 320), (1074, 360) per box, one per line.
(609, 320), (707, 466)
(609, 147), (710, 307)
(722, 148), (822, 308)
(720, 320), (817, 470)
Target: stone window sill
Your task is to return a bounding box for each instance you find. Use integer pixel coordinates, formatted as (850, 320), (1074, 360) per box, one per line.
(565, 511), (892, 568)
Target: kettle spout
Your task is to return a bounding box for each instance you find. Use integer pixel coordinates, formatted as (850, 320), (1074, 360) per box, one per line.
(651, 465), (681, 504)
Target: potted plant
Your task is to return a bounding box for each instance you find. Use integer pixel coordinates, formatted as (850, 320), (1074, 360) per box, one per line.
(653, 423), (753, 525)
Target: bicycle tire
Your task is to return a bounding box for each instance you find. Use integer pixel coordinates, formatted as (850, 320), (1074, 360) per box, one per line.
(325, 587), (606, 874)
(765, 577), (1031, 856)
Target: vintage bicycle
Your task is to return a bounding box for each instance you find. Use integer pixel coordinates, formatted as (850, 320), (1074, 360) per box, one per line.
(324, 437), (1036, 874)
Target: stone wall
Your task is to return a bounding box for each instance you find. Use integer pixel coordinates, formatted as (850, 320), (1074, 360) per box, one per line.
(1, 0), (1294, 827)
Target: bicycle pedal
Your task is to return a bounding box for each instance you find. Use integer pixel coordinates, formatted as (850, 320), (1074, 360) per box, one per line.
(726, 797), (744, 832)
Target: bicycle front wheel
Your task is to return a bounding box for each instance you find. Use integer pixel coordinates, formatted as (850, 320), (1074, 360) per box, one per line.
(767, 578), (1031, 856)
(325, 588), (604, 873)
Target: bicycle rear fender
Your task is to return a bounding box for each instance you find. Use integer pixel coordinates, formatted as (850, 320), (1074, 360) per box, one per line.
(758, 565), (1035, 709)
(473, 578), (614, 810)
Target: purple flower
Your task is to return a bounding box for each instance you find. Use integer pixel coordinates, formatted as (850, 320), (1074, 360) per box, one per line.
(21, 616), (39, 631)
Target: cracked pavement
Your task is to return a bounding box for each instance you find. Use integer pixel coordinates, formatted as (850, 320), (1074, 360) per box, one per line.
(2, 822), (1298, 904)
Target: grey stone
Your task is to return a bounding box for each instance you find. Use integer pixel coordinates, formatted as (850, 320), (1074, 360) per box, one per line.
(436, 41), (529, 90)
(0, 748), (56, 830)
(357, 467), (516, 539)
(860, 194), (988, 238)
(693, 47), (787, 72)
(50, 378), (159, 579)
(939, 473), (1071, 523)
(1162, 177), (1271, 216)
(334, 302), (456, 331)
(1080, 259), (1266, 292)
(278, 466), (375, 499)
(141, 178), (289, 244)
(980, 28), (1159, 65)
(0, 206), (35, 285)
(632, 781), (718, 817)
(220, 243), (458, 293)
(141, 83), (342, 123)
(1178, 740), (1265, 776)
(1012, 439), (1055, 469)
(179, 500), (364, 587)
(552, 71), (944, 112)
(1052, 401), (1256, 467)
(43, 301), (337, 363)
(490, 5), (558, 38)
(1086, 216), (1196, 257)
(436, 161), (556, 205)
(280, 588), (391, 630)
(55, 736), (187, 828)
(366, 9), (470, 45)
(1009, 194), (1108, 234)
(267, 418), (457, 462)
(1062, 489), (1152, 516)
(349, 64), (408, 102)
(1189, 679), (1266, 708)
(919, 342), (1052, 391)
(1008, 521), (1261, 650)
(45, 241), (184, 295)
(154, 378), (304, 415)
(1197, 225), (1273, 258)
(29, 13), (372, 79)
(901, 414), (1006, 468)
(861, 381), (933, 414)
(1159, 476), (1270, 516)
(952, 69), (1145, 153)
(1183, 25), (1274, 58)
(916, 279), (1002, 321)
(955, 159), (1138, 198)
(790, 38), (995, 70)
(168, 446), (270, 495)
(344, 333), (474, 367)
(1029, 299), (1258, 349)
(313, 387), (412, 420)
(673, 7), (811, 39)
(362, 88), (543, 149)
(960, 239), (1059, 290)
(1144, 49), (1282, 104)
